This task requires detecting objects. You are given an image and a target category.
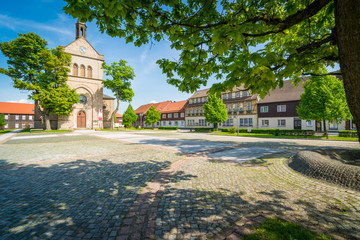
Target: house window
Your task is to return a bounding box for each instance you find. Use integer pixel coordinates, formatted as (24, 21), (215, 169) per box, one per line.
(87, 66), (92, 78)
(168, 121), (172, 125)
(223, 94), (227, 99)
(260, 106), (268, 113)
(262, 120), (269, 126)
(29, 115), (33, 120)
(188, 109), (191, 115)
(246, 102), (252, 111)
(228, 93), (232, 99)
(223, 118), (234, 126)
(239, 103), (244, 111)
(306, 120), (313, 127)
(236, 92), (240, 98)
(180, 113), (184, 118)
(192, 108), (195, 114)
(162, 114), (166, 119)
(329, 120), (338, 130)
(15, 115), (19, 120)
(80, 65), (85, 77)
(243, 91), (247, 97)
(203, 97), (207, 102)
(200, 107), (203, 114)
(277, 105), (286, 112)
(15, 123), (19, 128)
(239, 118), (253, 126)
(22, 115), (26, 120)
(174, 113), (178, 118)
(73, 64), (78, 76)
(22, 123), (26, 128)
(278, 119), (286, 127)
(234, 104), (238, 111)
(168, 114), (172, 118)
(5, 115), (8, 120)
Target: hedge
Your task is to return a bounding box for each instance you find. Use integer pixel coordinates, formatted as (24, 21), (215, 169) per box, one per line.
(194, 127), (214, 132)
(158, 126), (179, 130)
(339, 130), (358, 137)
(221, 128), (315, 136)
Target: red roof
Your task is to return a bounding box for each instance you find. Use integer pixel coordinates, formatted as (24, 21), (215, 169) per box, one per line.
(134, 101), (171, 114)
(0, 102), (35, 114)
(161, 100), (187, 113)
(116, 113), (123, 118)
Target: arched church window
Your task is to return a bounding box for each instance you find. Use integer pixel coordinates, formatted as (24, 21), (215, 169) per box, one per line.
(80, 65), (85, 77)
(73, 64), (78, 76)
(87, 66), (92, 78)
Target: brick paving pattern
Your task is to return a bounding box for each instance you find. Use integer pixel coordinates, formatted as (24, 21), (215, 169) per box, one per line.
(0, 130), (359, 239)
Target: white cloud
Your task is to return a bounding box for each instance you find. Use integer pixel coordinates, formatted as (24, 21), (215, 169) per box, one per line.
(149, 100), (158, 103)
(0, 14), (72, 36)
(7, 99), (33, 104)
(140, 49), (148, 64)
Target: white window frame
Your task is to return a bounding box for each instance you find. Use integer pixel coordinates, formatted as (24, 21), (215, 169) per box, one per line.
(5, 115), (8, 120)
(168, 113), (172, 118)
(5, 124), (8, 129)
(174, 113), (178, 118)
(247, 102), (252, 111)
(15, 123), (19, 128)
(278, 119), (286, 127)
(180, 113), (184, 118)
(22, 115), (26, 120)
(15, 115), (19, 120)
(262, 120), (269, 126)
(260, 106), (268, 113)
(306, 120), (313, 127)
(277, 105), (286, 112)
(29, 115), (33, 120)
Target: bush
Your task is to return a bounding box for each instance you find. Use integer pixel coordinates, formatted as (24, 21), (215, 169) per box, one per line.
(339, 130), (358, 137)
(159, 126), (179, 130)
(221, 128), (315, 136)
(228, 127), (237, 134)
(194, 127), (214, 132)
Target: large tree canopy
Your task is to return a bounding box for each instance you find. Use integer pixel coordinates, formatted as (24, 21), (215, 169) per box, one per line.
(203, 94), (228, 131)
(63, 0), (360, 140)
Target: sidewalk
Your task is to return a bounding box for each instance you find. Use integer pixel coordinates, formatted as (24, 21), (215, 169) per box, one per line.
(0, 129), (22, 144)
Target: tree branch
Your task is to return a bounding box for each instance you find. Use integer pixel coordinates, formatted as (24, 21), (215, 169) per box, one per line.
(303, 72), (342, 76)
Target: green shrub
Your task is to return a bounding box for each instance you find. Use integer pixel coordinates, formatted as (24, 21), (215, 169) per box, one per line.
(159, 126), (179, 130)
(228, 127), (237, 134)
(221, 128), (229, 132)
(274, 129), (280, 136)
(194, 127), (214, 132)
(339, 130), (358, 137)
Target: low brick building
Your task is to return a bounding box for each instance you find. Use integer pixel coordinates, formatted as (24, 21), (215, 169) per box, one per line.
(0, 102), (35, 129)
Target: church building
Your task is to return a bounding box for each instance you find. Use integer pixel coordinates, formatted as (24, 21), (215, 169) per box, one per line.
(35, 21), (114, 129)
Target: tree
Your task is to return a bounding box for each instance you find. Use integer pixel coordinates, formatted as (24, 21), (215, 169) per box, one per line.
(0, 33), (79, 130)
(123, 104), (138, 128)
(297, 71), (352, 138)
(145, 105), (161, 128)
(103, 60), (135, 129)
(203, 94), (228, 131)
(64, 0), (360, 141)
(0, 114), (6, 129)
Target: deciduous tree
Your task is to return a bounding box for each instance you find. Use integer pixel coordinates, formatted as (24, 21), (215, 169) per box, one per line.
(123, 104), (138, 128)
(203, 94), (228, 131)
(0, 114), (6, 129)
(103, 60), (135, 129)
(297, 69), (351, 138)
(0, 33), (79, 130)
(145, 105), (161, 128)
(63, 0), (360, 141)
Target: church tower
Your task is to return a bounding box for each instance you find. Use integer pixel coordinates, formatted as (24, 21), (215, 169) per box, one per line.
(76, 20), (87, 39)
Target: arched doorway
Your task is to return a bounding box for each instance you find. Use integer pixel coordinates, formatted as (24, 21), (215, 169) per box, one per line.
(77, 111), (86, 128)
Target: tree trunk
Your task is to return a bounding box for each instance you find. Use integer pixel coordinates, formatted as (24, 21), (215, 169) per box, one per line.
(111, 97), (120, 130)
(323, 119), (328, 139)
(44, 113), (51, 131)
(335, 0), (360, 142)
(214, 123), (218, 131)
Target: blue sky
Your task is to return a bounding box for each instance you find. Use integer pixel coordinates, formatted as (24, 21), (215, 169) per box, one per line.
(0, 0), (211, 113)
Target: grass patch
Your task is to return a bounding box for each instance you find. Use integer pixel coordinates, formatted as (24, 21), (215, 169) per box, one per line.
(0, 129), (15, 135)
(244, 218), (333, 240)
(212, 131), (358, 141)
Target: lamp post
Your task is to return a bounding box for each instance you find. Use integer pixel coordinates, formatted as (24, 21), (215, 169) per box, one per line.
(237, 115), (239, 136)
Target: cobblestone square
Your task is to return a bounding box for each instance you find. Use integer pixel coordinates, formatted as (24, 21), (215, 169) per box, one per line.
(0, 130), (359, 239)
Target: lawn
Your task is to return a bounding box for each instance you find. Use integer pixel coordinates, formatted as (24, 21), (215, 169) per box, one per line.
(212, 131), (358, 141)
(0, 129), (14, 135)
(19, 128), (72, 134)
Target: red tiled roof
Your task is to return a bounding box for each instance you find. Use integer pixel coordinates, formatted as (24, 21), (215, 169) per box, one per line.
(0, 102), (35, 114)
(134, 101), (171, 114)
(161, 100), (187, 113)
(116, 113), (123, 118)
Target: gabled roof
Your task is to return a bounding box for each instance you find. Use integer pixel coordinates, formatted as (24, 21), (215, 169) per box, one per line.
(63, 37), (103, 58)
(189, 88), (210, 98)
(161, 100), (187, 113)
(0, 102), (35, 114)
(134, 101), (172, 114)
(116, 113), (123, 118)
(258, 78), (308, 104)
(103, 94), (115, 99)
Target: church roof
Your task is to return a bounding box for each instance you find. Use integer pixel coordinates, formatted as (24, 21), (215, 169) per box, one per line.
(0, 102), (35, 114)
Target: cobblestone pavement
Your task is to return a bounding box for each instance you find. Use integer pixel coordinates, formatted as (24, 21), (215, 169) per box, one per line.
(0, 130), (359, 239)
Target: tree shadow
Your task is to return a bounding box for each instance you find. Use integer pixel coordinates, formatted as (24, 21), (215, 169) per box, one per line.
(0, 158), (175, 239)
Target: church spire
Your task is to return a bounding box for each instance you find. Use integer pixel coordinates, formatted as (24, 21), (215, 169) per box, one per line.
(76, 20), (87, 39)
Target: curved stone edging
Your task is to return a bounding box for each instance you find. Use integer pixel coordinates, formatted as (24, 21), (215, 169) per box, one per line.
(288, 151), (360, 191)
